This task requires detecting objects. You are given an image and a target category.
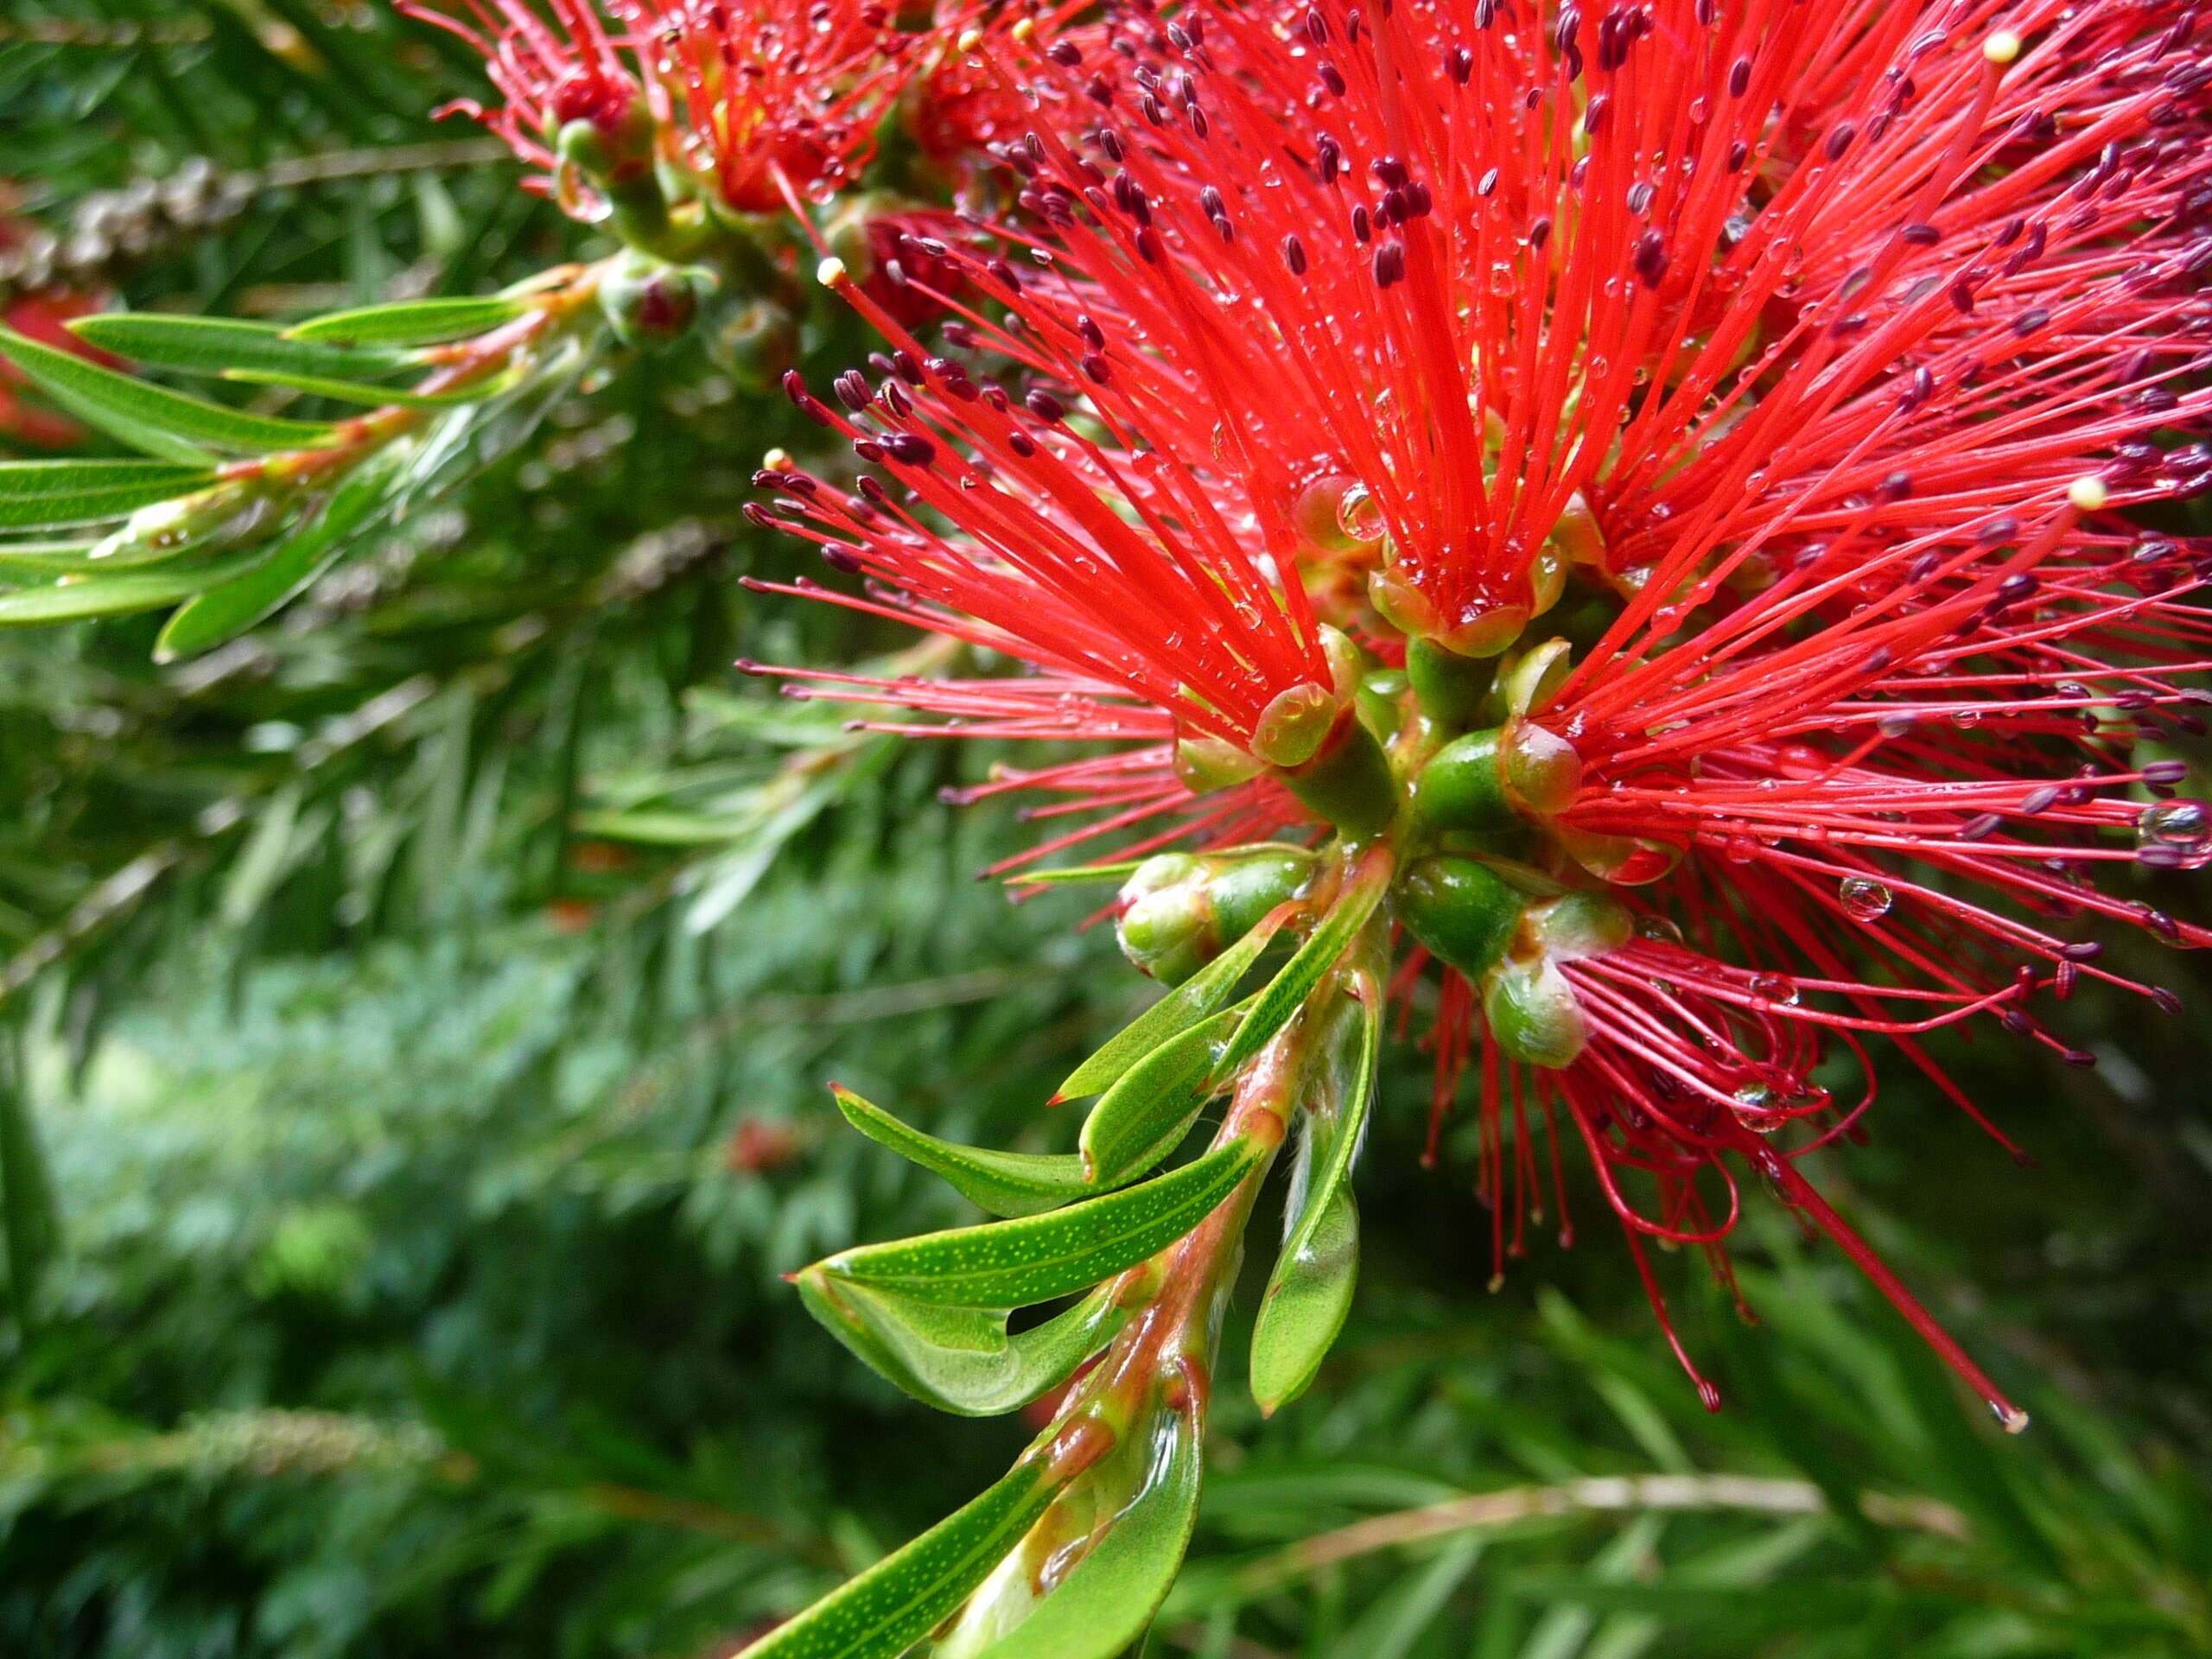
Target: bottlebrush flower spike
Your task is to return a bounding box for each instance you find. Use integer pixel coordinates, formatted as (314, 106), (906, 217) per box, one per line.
(747, 0), (2211, 1452)
(404, 0), (950, 216)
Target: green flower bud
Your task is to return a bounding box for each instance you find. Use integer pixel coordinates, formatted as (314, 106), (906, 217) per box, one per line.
(1274, 706), (1399, 838)
(1410, 728), (1512, 831)
(1526, 890), (1633, 961)
(1115, 848), (1313, 985)
(1483, 956), (1590, 1068)
(1502, 721), (1582, 815)
(1405, 635), (1496, 731)
(1173, 734), (1264, 794)
(1252, 681), (1339, 767)
(1395, 855), (1524, 980)
(598, 251), (719, 347)
(705, 295), (798, 390)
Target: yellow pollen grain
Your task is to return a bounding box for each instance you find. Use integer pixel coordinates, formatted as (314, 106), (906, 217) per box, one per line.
(1983, 30), (2022, 65)
(2067, 477), (2108, 512)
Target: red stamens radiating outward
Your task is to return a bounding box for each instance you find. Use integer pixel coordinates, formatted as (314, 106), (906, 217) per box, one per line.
(746, 0), (2212, 1422)
(405, 0), (937, 213)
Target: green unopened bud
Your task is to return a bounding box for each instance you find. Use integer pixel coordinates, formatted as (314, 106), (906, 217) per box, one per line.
(1502, 722), (1582, 815)
(706, 295), (798, 389)
(1115, 848), (1313, 985)
(598, 251), (718, 346)
(1353, 671), (1403, 743)
(1274, 707), (1398, 837)
(1252, 682), (1339, 767)
(1483, 956), (1590, 1067)
(1396, 855), (1523, 980)
(1410, 728), (1512, 832)
(1173, 734), (1264, 793)
(1526, 891), (1633, 961)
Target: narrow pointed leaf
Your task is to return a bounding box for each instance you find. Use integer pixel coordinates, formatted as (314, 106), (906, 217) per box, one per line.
(834, 1087), (1090, 1217)
(734, 1462), (1059, 1659)
(286, 296), (524, 346)
(818, 1137), (1264, 1308)
(798, 1273), (1128, 1417)
(1057, 906), (1292, 1101)
(0, 461), (214, 530)
(0, 542), (99, 573)
(1217, 857), (1389, 1078)
(0, 327), (337, 456)
(959, 1395), (1205, 1659)
(222, 368), (484, 407)
(156, 459), (394, 660)
(67, 313), (415, 378)
(1077, 1002), (1249, 1188)
(1251, 989), (1379, 1414)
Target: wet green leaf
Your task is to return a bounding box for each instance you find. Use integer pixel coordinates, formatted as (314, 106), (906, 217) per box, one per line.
(1057, 908), (1290, 1102)
(0, 543), (275, 626)
(1077, 1002), (1248, 1188)
(286, 295), (524, 346)
(1216, 861), (1387, 1078)
(221, 367), (485, 407)
(67, 313), (415, 379)
(817, 1137), (1264, 1308)
(835, 1086), (1091, 1218)
(734, 1461), (1058, 1659)
(797, 1274), (1127, 1417)
(1250, 989), (1378, 1415)
(954, 1394), (1205, 1659)
(0, 326), (337, 458)
(0, 461), (215, 530)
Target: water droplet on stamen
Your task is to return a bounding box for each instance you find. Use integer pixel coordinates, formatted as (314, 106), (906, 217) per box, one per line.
(1838, 875), (1894, 922)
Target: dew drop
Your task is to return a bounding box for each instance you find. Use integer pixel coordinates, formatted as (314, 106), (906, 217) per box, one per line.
(1722, 833), (1758, 864)
(1748, 972), (1801, 1006)
(2138, 798), (2211, 854)
(1838, 875), (1893, 921)
(1336, 482), (1386, 543)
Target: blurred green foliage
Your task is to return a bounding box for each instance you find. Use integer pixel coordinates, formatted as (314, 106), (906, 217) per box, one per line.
(3, 3), (2210, 1656)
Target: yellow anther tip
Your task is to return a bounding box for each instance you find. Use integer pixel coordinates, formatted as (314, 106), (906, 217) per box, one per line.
(1010, 17), (1033, 41)
(1983, 30), (2022, 65)
(2068, 477), (2108, 513)
(762, 447), (793, 472)
(815, 256), (849, 288)
(957, 27), (983, 53)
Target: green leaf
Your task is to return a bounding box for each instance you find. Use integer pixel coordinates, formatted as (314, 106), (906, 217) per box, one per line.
(1056, 910), (1291, 1102)
(797, 1274), (1128, 1417)
(734, 1461), (1058, 1659)
(67, 313), (416, 379)
(221, 368), (485, 407)
(955, 1395), (1205, 1659)
(1216, 857), (1389, 1079)
(1250, 989), (1378, 1415)
(0, 543), (274, 626)
(286, 296), (524, 346)
(817, 1137), (1265, 1308)
(0, 541), (99, 574)
(0, 1034), (60, 1327)
(1077, 1002), (1249, 1188)
(0, 326), (337, 458)
(155, 459), (393, 660)
(835, 1087), (1090, 1218)
(0, 461), (216, 530)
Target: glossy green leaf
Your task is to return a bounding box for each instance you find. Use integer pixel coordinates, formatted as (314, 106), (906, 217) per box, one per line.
(833, 1087), (1090, 1218)
(817, 1137), (1263, 1308)
(0, 461), (215, 530)
(286, 296), (524, 346)
(797, 1274), (1127, 1417)
(1056, 909), (1291, 1102)
(0, 544), (273, 626)
(1077, 1002), (1248, 1188)
(0, 326), (337, 458)
(0, 541), (99, 573)
(1216, 860), (1388, 1079)
(67, 313), (415, 379)
(1249, 989), (1378, 1414)
(155, 460), (391, 661)
(221, 368), (485, 407)
(953, 1395), (1205, 1659)
(734, 1462), (1058, 1659)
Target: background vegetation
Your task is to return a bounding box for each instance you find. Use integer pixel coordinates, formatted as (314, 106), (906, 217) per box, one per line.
(3, 3), (2209, 1655)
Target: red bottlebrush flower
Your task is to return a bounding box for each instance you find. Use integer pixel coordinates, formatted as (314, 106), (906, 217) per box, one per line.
(405, 0), (944, 216)
(752, 0), (2212, 1428)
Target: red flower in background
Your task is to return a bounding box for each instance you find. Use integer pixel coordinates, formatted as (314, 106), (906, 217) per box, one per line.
(748, 0), (2212, 1425)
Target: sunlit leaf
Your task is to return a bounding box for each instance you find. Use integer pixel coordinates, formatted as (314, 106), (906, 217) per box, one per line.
(817, 1136), (1264, 1309)
(286, 295), (524, 346)
(0, 461), (215, 530)
(797, 1274), (1126, 1417)
(68, 313), (415, 379)
(836, 1086), (1090, 1218)
(0, 326), (337, 458)
(734, 1461), (1058, 1659)
(1216, 856), (1389, 1078)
